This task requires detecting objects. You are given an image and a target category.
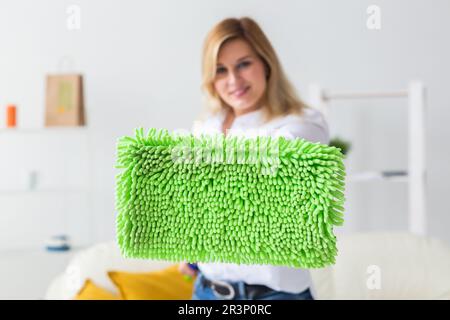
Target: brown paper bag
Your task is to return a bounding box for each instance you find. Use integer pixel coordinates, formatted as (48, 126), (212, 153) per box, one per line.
(45, 74), (85, 126)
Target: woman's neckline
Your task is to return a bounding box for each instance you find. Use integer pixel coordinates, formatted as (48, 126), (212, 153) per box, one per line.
(221, 107), (266, 134)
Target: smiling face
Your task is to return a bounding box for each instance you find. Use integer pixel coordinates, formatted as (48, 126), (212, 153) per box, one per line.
(213, 38), (268, 116)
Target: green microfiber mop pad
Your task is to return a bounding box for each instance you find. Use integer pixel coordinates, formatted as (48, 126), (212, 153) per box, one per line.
(115, 128), (345, 268)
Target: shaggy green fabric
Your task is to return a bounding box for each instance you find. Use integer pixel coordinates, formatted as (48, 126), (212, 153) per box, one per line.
(115, 128), (345, 268)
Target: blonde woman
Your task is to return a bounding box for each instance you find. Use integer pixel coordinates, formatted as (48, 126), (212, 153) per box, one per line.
(179, 17), (329, 300)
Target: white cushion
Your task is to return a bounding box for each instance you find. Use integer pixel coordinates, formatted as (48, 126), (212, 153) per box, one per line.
(46, 241), (173, 299)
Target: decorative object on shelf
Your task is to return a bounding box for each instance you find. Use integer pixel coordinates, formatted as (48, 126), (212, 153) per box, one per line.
(381, 170), (408, 178)
(45, 235), (71, 252)
(329, 136), (351, 156)
(348, 171), (408, 182)
(115, 128), (346, 268)
(6, 104), (17, 128)
(45, 74), (85, 126)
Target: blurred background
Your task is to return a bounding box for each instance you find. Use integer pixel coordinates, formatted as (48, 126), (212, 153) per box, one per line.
(0, 0), (449, 299)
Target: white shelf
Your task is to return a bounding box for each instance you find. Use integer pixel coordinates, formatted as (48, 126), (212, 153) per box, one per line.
(0, 188), (90, 195)
(0, 125), (95, 299)
(0, 245), (87, 256)
(0, 127), (89, 134)
(347, 171), (408, 182)
(308, 81), (427, 235)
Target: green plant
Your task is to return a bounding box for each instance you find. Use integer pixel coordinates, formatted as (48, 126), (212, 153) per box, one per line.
(329, 137), (351, 156)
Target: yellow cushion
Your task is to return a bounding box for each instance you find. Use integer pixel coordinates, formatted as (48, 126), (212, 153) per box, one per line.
(108, 264), (195, 300)
(75, 279), (121, 300)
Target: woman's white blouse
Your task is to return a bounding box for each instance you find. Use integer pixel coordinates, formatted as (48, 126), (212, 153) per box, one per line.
(190, 107), (330, 294)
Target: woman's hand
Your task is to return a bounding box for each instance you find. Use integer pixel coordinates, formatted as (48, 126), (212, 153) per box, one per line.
(178, 262), (198, 277)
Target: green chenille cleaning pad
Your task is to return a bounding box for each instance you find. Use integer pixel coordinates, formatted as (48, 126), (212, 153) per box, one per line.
(115, 128), (345, 268)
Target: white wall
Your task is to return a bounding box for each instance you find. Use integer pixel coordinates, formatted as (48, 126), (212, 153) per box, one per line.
(0, 0), (449, 248)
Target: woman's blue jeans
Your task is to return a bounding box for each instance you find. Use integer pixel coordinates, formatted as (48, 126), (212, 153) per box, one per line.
(191, 272), (314, 300)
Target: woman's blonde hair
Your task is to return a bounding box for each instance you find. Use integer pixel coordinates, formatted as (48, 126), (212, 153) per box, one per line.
(200, 17), (309, 122)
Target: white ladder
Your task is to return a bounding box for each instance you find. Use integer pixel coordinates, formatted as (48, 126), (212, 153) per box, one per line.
(307, 81), (427, 235)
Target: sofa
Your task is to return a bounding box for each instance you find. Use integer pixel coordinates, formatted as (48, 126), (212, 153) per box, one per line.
(45, 232), (450, 300)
